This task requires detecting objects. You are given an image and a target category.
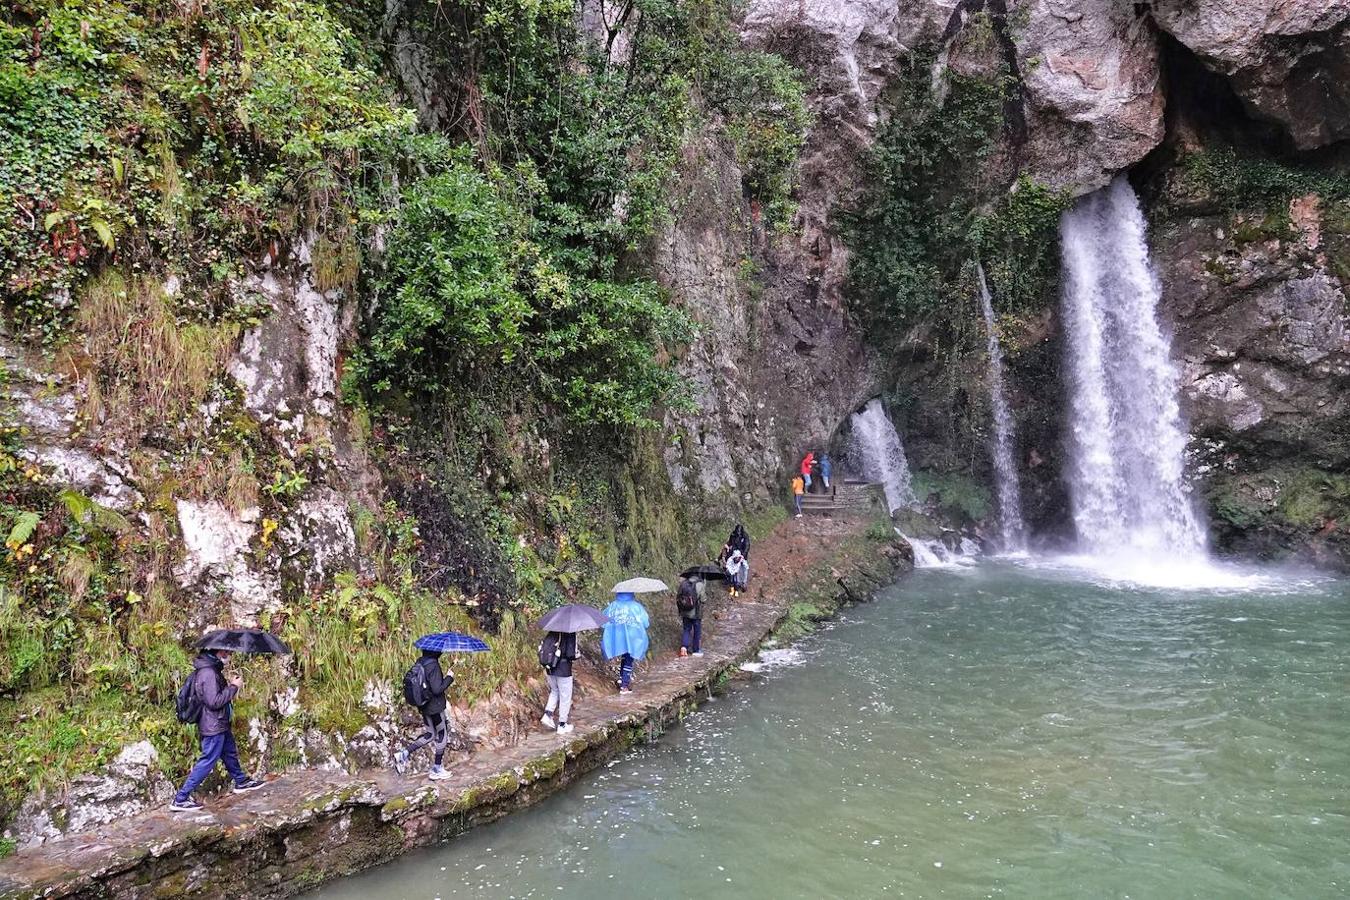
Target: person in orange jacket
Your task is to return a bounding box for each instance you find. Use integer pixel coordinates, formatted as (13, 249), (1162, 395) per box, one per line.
(792, 474), (805, 517)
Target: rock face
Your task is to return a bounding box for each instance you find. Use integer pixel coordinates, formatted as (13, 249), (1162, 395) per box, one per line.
(654, 131), (878, 504)
(1153, 189), (1350, 566)
(1014, 0), (1166, 193)
(1152, 0), (1350, 149)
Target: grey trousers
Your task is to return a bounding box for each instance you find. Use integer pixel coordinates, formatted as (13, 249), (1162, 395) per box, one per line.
(545, 674), (573, 723)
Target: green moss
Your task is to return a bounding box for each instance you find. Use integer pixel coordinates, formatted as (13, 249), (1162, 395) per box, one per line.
(1277, 470), (1350, 529)
(454, 772), (521, 814)
(910, 471), (991, 522)
(522, 749), (566, 783)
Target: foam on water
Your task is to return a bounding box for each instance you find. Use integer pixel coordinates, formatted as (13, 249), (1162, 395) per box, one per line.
(1021, 552), (1330, 594)
(739, 647), (808, 673)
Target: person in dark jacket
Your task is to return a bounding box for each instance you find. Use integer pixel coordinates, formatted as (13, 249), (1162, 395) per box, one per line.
(676, 576), (703, 658)
(170, 650), (265, 812)
(393, 650), (454, 780)
(540, 631), (579, 735)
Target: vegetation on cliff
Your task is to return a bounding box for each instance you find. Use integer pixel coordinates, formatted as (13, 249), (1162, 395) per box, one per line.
(0, 0), (810, 827)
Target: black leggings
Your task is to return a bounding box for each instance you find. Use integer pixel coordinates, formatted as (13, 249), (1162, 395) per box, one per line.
(406, 710), (448, 765)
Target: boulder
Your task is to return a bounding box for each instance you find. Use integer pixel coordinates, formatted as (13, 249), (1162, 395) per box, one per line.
(1015, 0), (1166, 193)
(1152, 0), (1350, 149)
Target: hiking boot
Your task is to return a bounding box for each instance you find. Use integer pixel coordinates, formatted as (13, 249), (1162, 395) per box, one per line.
(170, 797), (204, 813)
(393, 749), (409, 775)
(679, 647), (688, 658)
(233, 778), (266, 794)
(556, 723), (574, 735)
(541, 713), (557, 729)
(427, 765), (452, 781)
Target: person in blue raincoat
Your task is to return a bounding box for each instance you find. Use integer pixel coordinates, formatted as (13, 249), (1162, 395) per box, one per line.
(602, 592), (650, 694)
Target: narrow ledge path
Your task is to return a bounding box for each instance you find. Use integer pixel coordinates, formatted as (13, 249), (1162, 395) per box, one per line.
(0, 515), (906, 900)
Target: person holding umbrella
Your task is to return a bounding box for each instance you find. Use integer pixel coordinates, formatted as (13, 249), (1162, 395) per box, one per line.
(604, 579), (660, 694)
(394, 632), (488, 781)
(675, 576), (703, 658)
(535, 604), (609, 735)
(170, 629), (285, 812)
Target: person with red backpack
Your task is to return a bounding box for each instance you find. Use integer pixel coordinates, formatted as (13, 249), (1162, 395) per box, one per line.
(393, 649), (454, 780)
(170, 649), (266, 812)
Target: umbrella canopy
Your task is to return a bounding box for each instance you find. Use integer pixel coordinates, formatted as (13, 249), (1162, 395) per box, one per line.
(198, 629), (290, 655)
(415, 632), (491, 653)
(601, 593), (650, 660)
(537, 604), (609, 633)
(611, 577), (668, 594)
(680, 565), (726, 582)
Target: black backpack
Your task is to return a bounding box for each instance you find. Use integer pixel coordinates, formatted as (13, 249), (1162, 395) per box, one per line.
(175, 670), (202, 725)
(676, 581), (697, 615)
(538, 633), (562, 671)
(402, 659), (430, 708)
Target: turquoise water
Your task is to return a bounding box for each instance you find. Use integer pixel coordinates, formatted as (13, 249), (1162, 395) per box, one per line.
(316, 563), (1350, 898)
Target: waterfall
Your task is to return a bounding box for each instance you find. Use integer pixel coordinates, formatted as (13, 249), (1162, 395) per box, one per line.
(849, 398), (915, 514)
(1058, 177), (1206, 560)
(976, 263), (1027, 552)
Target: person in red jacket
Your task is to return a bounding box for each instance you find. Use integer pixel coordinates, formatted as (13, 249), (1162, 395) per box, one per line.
(800, 451), (815, 493)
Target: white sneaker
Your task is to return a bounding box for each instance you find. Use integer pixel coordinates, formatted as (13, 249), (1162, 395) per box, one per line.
(541, 713), (556, 729)
(556, 723), (574, 735)
(427, 765), (452, 781)
(393, 749), (409, 775)
(692, 651), (704, 657)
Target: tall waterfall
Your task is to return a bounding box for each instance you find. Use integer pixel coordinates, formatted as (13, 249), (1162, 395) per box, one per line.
(977, 263), (1026, 552)
(849, 398), (915, 514)
(1058, 177), (1206, 560)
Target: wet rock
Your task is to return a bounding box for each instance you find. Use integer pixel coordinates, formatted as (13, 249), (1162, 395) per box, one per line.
(175, 498), (281, 624)
(13, 741), (173, 849)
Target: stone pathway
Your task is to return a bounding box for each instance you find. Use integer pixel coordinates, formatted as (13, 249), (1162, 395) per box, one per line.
(0, 515), (890, 899)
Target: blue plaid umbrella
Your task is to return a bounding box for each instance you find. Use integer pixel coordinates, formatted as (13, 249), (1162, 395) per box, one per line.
(414, 632), (491, 653)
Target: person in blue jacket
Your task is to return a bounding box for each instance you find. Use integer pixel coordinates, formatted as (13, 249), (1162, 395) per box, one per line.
(602, 592), (650, 694)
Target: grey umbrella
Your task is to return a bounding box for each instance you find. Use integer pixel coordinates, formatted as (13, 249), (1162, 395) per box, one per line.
(611, 577), (669, 594)
(536, 604), (610, 633)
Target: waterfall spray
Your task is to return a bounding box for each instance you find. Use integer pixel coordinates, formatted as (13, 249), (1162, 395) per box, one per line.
(1058, 177), (1206, 560)
(849, 399), (915, 514)
(976, 263), (1027, 552)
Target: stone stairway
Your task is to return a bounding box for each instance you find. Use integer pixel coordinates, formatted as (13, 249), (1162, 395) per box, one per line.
(798, 480), (886, 518)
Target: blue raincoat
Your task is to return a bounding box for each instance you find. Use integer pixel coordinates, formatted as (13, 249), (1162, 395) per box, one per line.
(601, 593), (650, 661)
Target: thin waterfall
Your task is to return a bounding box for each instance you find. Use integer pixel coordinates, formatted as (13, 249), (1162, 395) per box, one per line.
(849, 398), (915, 514)
(976, 263), (1026, 552)
(1058, 177), (1206, 559)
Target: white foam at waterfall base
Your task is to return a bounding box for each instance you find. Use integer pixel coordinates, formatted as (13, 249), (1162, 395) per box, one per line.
(849, 399), (914, 513)
(1058, 177), (1210, 577)
(898, 531), (977, 570)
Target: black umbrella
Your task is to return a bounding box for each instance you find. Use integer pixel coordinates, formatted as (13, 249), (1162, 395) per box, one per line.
(536, 603), (610, 633)
(680, 564), (727, 582)
(198, 628), (291, 655)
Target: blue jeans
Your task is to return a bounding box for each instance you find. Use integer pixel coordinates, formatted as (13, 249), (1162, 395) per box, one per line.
(681, 619), (701, 654)
(176, 730), (248, 801)
(619, 654), (635, 688)
(794, 494), (802, 515)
